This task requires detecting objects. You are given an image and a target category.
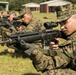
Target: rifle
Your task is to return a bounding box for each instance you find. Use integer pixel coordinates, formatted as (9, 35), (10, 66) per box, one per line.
(12, 21), (26, 29)
(0, 19), (17, 46)
(0, 29), (65, 48)
(0, 20), (17, 32)
(0, 19), (67, 48)
(0, 16), (24, 32)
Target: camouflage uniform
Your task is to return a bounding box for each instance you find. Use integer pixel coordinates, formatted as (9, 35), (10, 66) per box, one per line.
(19, 16), (45, 32)
(12, 14), (45, 53)
(0, 18), (16, 41)
(0, 11), (17, 36)
(0, 12), (17, 52)
(23, 4), (76, 75)
(18, 7), (45, 32)
(30, 31), (76, 75)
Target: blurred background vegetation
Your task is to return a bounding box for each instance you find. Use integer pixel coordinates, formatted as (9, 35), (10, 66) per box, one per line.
(0, 0), (76, 10)
(0, 0), (50, 10)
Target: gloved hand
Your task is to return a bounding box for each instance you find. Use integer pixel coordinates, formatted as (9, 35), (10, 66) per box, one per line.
(19, 40), (38, 56)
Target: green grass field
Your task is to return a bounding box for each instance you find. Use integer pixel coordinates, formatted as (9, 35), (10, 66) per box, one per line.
(0, 12), (57, 75)
(32, 11), (56, 22)
(0, 45), (41, 75)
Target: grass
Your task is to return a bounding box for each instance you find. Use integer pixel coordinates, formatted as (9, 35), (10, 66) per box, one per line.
(32, 11), (60, 30)
(0, 11), (58, 75)
(32, 11), (57, 22)
(0, 45), (41, 75)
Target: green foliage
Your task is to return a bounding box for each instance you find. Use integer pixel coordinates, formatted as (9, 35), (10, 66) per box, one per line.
(0, 6), (4, 10)
(0, 0), (50, 10)
(66, 0), (76, 4)
(0, 0), (76, 10)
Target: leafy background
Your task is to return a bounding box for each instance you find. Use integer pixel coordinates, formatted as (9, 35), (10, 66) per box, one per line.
(0, 0), (76, 10)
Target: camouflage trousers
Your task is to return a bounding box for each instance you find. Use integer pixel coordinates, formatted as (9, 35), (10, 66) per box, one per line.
(31, 50), (76, 75)
(42, 69), (76, 75)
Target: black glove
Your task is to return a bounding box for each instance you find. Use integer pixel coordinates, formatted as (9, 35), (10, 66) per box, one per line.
(20, 40), (38, 56)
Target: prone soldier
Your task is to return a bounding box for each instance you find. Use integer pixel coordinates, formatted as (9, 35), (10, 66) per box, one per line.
(7, 9), (46, 53)
(18, 4), (76, 75)
(0, 11), (17, 52)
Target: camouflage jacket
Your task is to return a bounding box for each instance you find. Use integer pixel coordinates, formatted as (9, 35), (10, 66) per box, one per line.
(17, 17), (45, 48)
(0, 19), (17, 36)
(31, 31), (76, 72)
(12, 17), (45, 50)
(19, 16), (45, 32)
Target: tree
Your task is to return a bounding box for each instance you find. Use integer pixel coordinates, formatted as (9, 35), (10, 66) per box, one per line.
(0, 0), (51, 10)
(66, 0), (76, 4)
